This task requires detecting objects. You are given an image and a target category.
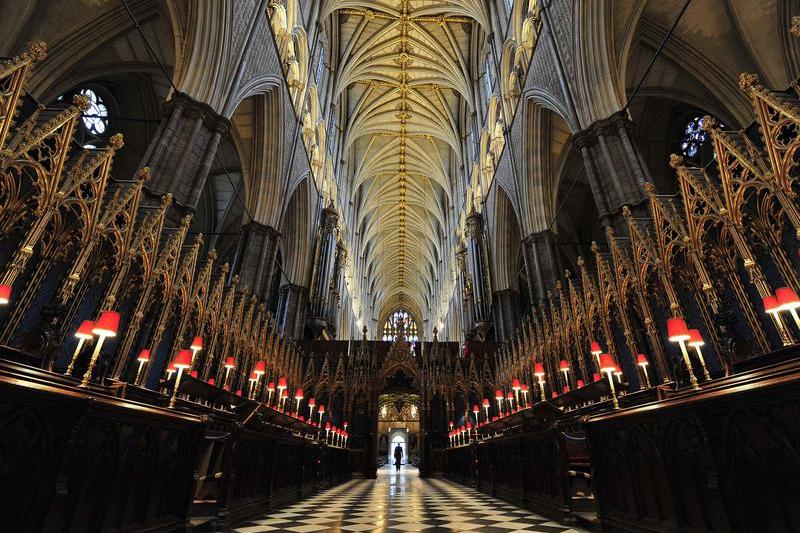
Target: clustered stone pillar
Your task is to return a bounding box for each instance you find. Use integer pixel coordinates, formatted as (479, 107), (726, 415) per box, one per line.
(572, 111), (651, 233)
(465, 209), (492, 339)
(139, 92), (231, 222)
(234, 221), (281, 302)
(493, 289), (520, 341)
(306, 202), (339, 337)
(522, 230), (562, 304)
(456, 243), (473, 339)
(325, 239), (347, 336)
(276, 284), (308, 339)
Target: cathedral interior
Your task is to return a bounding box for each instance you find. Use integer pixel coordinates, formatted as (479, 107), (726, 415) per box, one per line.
(2, 0), (800, 532)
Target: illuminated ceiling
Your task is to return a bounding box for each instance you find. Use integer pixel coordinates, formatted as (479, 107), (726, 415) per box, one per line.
(325, 0), (488, 324)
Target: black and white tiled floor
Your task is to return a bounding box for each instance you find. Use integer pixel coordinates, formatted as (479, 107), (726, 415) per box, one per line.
(232, 465), (587, 532)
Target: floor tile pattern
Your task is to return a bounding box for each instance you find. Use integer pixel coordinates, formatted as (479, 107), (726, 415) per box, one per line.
(232, 466), (587, 532)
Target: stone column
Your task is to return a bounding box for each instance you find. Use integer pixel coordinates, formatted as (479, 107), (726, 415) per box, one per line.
(307, 202), (339, 336)
(522, 230), (562, 304)
(139, 92), (231, 222)
(455, 244), (473, 338)
(572, 111), (650, 233)
(276, 283), (308, 339)
(325, 240), (347, 336)
(493, 289), (520, 342)
(234, 221), (281, 302)
(465, 209), (492, 338)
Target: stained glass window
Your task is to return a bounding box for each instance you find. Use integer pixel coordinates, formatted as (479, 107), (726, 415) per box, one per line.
(382, 310), (419, 343)
(315, 46), (326, 83)
(485, 51), (495, 99)
(79, 88), (109, 135)
(681, 116), (722, 159)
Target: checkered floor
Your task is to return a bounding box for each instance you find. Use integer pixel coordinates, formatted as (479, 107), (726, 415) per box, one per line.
(231, 465), (587, 532)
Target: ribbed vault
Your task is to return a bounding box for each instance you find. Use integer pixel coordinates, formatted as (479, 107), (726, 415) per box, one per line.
(328, 0), (486, 324)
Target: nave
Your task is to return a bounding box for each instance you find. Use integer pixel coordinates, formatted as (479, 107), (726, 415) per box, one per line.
(233, 467), (587, 533)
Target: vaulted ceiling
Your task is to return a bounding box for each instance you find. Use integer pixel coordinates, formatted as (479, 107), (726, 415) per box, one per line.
(324, 0), (489, 324)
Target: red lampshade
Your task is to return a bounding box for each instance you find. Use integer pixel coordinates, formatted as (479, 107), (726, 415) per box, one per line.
(473, 404), (479, 413)
(277, 376), (287, 388)
(551, 391), (558, 398)
(75, 320), (94, 340)
(167, 361), (176, 372)
(559, 360), (569, 370)
(492, 415), (498, 421)
(190, 336), (203, 351)
(688, 329), (704, 347)
(666, 317), (690, 342)
(593, 372), (601, 382)
(534, 363), (545, 377)
(512, 378), (520, 389)
(267, 381), (275, 391)
(325, 421), (331, 430)
(174, 349), (192, 369)
(281, 389), (288, 398)
(506, 391), (514, 399)
(309, 397), (316, 407)
(599, 354), (616, 373)
(449, 420), (454, 427)
(223, 384), (230, 391)
(248, 371), (257, 381)
(482, 398), (490, 407)
(764, 295), (780, 314)
(295, 388), (304, 400)
(576, 379), (585, 387)
(190, 370), (198, 378)
(344, 421), (348, 428)
(466, 421), (472, 430)
(208, 377), (216, 386)
(776, 286), (800, 311)
(136, 349), (151, 362)
(460, 425), (465, 432)
(590, 341), (602, 355)
(495, 389), (503, 400)
(0, 284), (11, 304)
(92, 310), (120, 337)
(318, 405), (325, 414)
(636, 354), (649, 366)
(236, 389), (242, 396)
(224, 356), (236, 369)
(299, 415), (305, 421)
(253, 360), (266, 375)
(521, 384), (529, 392)
(563, 385), (569, 393)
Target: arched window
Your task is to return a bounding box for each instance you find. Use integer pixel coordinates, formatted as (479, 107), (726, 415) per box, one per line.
(681, 116), (722, 159)
(382, 309), (419, 343)
(57, 86), (112, 149)
(484, 51), (496, 99)
(79, 88), (109, 136)
(315, 45), (326, 84)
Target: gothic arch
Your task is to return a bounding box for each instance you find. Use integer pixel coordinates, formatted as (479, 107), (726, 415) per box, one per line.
(280, 176), (316, 286)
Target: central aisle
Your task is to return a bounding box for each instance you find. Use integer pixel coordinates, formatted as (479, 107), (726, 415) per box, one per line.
(233, 465), (587, 532)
